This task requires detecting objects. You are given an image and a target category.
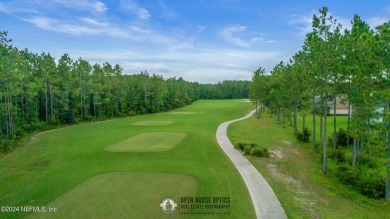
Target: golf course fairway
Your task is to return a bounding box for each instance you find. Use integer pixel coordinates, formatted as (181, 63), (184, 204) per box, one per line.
(0, 100), (256, 219)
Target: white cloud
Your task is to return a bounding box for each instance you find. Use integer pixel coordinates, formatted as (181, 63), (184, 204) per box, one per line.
(219, 24), (262, 47)
(20, 14), (180, 44)
(287, 13), (313, 36)
(197, 25), (206, 33)
(157, 0), (177, 19)
(0, 2), (39, 14)
(79, 17), (108, 27)
(53, 0), (107, 13)
(57, 45), (282, 82)
(67, 46), (285, 83)
(288, 11), (352, 36)
(120, 0), (151, 20)
(23, 16), (129, 37)
(368, 17), (389, 28)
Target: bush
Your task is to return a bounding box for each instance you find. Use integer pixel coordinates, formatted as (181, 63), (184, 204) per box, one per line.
(337, 163), (360, 185)
(127, 110), (136, 116)
(357, 154), (379, 169)
(48, 116), (60, 125)
(0, 140), (12, 153)
(294, 127), (311, 142)
(335, 128), (353, 147)
(251, 146), (270, 157)
(329, 150), (346, 164)
(243, 145), (252, 155)
(235, 142), (269, 157)
(359, 170), (386, 198)
(235, 142), (247, 151)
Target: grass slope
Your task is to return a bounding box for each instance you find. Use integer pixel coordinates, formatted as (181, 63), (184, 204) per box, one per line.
(0, 100), (255, 219)
(228, 112), (390, 219)
(26, 172), (197, 219)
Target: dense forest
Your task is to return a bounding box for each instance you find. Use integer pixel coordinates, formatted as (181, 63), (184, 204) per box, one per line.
(0, 31), (250, 153)
(250, 8), (389, 199)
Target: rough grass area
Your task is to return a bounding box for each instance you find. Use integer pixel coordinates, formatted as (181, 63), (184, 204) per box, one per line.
(168, 112), (197, 114)
(131, 121), (174, 126)
(27, 172), (197, 219)
(228, 112), (390, 219)
(105, 132), (187, 152)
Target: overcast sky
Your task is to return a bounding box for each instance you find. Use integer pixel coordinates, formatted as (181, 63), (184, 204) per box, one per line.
(1, 0), (389, 83)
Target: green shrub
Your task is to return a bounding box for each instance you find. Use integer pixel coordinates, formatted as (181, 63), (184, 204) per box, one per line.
(336, 128), (353, 147)
(0, 139), (12, 153)
(243, 145), (252, 155)
(127, 110), (136, 116)
(329, 150), (346, 164)
(337, 163), (360, 185)
(48, 116), (60, 125)
(359, 169), (386, 198)
(357, 154), (379, 168)
(294, 127), (311, 142)
(236, 142), (247, 151)
(251, 146), (269, 157)
(234, 142), (269, 157)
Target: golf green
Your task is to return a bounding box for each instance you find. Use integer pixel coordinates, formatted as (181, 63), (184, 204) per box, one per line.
(105, 132), (187, 152)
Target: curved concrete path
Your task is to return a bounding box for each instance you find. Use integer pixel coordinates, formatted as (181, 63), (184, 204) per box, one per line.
(216, 109), (287, 219)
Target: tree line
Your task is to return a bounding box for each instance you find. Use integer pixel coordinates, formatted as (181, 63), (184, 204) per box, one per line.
(0, 31), (249, 153)
(250, 7), (389, 199)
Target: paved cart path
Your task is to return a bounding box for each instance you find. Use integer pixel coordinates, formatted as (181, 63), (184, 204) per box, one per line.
(216, 109), (287, 219)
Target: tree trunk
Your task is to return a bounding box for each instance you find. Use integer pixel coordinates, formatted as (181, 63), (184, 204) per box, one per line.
(352, 138), (357, 167)
(293, 103), (297, 133)
(50, 84), (53, 118)
(322, 91), (328, 175)
(320, 113), (323, 143)
(259, 102), (262, 118)
(333, 96), (337, 150)
(80, 84), (83, 120)
(45, 79), (48, 122)
(277, 108), (280, 122)
(312, 95), (316, 149)
(347, 101), (351, 146)
(93, 93), (96, 118)
(289, 110), (292, 126)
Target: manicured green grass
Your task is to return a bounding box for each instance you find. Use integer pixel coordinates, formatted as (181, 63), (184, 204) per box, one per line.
(105, 132), (187, 152)
(131, 121), (174, 126)
(27, 172), (198, 219)
(0, 100), (256, 219)
(228, 111), (390, 219)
